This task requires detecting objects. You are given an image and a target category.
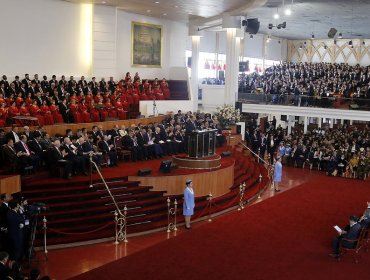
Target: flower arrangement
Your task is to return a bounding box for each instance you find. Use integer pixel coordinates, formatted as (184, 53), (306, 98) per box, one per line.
(214, 105), (241, 129)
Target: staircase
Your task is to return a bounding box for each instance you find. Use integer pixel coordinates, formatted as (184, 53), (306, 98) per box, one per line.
(22, 149), (269, 247)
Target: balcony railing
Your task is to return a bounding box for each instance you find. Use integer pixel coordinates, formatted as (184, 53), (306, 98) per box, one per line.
(238, 92), (370, 112)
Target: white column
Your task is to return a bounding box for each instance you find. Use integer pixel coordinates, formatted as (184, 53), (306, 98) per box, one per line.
(303, 116), (308, 134)
(191, 36), (200, 112)
(318, 117), (322, 128)
(350, 120), (353, 125)
(341, 119), (345, 125)
(329, 118), (334, 128)
(287, 115), (292, 135)
(224, 28), (240, 106)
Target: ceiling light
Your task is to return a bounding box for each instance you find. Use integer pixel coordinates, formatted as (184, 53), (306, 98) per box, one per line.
(338, 33), (343, 39)
(311, 34), (315, 39)
(285, 8), (292, 16)
(147, 9), (151, 13)
(102, 1), (106, 3)
(274, 13), (280, 20)
(163, 13), (167, 16)
(299, 45), (302, 49)
(363, 41), (366, 45)
(155, 1), (159, 4)
(348, 40), (353, 46)
(324, 45), (327, 50)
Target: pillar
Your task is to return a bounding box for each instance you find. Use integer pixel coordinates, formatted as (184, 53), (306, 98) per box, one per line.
(350, 120), (353, 125)
(191, 36), (200, 112)
(329, 118), (334, 129)
(318, 117), (322, 128)
(287, 115), (292, 135)
(303, 116), (308, 134)
(341, 119), (345, 125)
(224, 28), (241, 106)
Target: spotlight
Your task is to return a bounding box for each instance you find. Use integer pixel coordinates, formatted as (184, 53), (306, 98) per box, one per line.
(324, 45), (327, 50)
(285, 8), (292, 16)
(311, 34), (315, 39)
(338, 33), (343, 39)
(304, 41), (307, 45)
(250, 34), (253, 39)
(348, 40), (353, 46)
(299, 45), (303, 49)
(268, 23), (273, 29)
(363, 41), (366, 45)
(281, 22), (287, 29)
(277, 24), (282, 29)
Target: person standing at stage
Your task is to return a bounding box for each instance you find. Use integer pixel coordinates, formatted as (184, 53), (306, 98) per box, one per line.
(183, 179), (195, 229)
(273, 157), (282, 192)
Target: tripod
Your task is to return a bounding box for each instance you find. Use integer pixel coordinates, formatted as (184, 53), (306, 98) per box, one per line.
(152, 97), (159, 116)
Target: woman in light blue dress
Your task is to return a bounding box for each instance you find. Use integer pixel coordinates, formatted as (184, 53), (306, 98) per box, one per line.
(273, 157), (282, 192)
(183, 179), (195, 229)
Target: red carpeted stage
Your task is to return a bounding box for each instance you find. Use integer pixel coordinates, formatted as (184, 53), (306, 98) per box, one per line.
(68, 175), (370, 280)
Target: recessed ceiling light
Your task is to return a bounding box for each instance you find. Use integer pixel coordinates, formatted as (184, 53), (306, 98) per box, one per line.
(163, 13), (167, 16)
(285, 8), (292, 16)
(101, 1), (106, 3)
(175, 5), (178, 8)
(274, 13), (280, 20)
(147, 9), (151, 13)
(155, 1), (159, 3)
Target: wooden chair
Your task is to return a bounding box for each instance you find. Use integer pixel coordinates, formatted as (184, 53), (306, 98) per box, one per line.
(114, 136), (132, 161)
(338, 228), (367, 263)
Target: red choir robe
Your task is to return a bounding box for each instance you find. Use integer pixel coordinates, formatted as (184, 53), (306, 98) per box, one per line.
(115, 101), (127, 120)
(69, 103), (82, 123)
(87, 103), (100, 122)
(97, 102), (108, 121)
(79, 103), (91, 123)
(0, 107), (8, 127)
(29, 104), (45, 126)
(40, 105), (55, 125)
(49, 104), (64, 123)
(105, 102), (117, 118)
(160, 81), (170, 99)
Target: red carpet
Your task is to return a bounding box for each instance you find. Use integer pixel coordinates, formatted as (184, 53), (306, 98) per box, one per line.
(69, 175), (370, 280)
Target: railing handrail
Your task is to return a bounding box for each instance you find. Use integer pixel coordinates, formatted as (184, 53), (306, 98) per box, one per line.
(89, 155), (123, 216)
(238, 140), (269, 166)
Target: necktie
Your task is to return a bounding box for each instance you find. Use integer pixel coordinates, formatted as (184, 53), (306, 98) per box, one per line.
(22, 142), (30, 155)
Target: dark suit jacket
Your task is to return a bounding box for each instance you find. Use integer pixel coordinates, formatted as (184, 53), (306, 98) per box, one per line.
(185, 120), (196, 134)
(28, 139), (44, 155)
(2, 145), (18, 163)
(5, 131), (19, 143)
(342, 223), (362, 248)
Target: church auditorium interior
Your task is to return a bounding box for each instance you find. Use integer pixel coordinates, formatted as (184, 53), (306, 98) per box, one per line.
(0, 0), (369, 279)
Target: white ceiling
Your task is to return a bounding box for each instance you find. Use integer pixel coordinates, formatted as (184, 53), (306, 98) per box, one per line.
(63, 0), (370, 40)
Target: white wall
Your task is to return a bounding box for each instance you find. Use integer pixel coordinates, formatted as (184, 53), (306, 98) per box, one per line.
(0, 0), (92, 78)
(116, 10), (187, 80)
(243, 34), (264, 59)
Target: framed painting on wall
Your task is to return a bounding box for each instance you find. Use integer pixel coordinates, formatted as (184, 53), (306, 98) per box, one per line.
(131, 21), (162, 67)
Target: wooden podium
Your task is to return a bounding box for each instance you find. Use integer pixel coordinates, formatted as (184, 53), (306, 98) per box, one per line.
(187, 129), (217, 158)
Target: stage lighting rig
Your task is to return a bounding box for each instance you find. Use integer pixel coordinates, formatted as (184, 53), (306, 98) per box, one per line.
(268, 21), (287, 30)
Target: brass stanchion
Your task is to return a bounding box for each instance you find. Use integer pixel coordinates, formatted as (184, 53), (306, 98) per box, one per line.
(89, 153), (93, 188)
(167, 197), (178, 232)
(207, 193), (213, 222)
(258, 174), (263, 199)
(238, 183), (245, 211)
(43, 216), (48, 256)
(114, 206), (128, 244)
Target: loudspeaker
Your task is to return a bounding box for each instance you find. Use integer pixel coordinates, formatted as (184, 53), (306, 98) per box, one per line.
(235, 101), (242, 112)
(138, 168), (152, 176)
(244, 18), (260, 35)
(239, 61), (249, 72)
(221, 151), (231, 158)
(280, 115), (288, 122)
(159, 160), (172, 173)
(328, 28), (337, 38)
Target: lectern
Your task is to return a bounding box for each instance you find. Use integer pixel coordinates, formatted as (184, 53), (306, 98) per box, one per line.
(188, 129), (217, 158)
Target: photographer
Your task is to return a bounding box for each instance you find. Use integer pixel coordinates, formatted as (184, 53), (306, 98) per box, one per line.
(6, 200), (25, 262)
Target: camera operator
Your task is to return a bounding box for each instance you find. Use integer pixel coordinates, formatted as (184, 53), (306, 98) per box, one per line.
(6, 200), (25, 262)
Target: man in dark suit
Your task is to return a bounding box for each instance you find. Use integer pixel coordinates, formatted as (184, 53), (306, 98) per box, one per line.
(6, 200), (25, 262)
(98, 135), (118, 166)
(48, 139), (73, 179)
(2, 139), (21, 169)
(185, 115), (197, 135)
(5, 126), (20, 143)
(27, 132), (46, 164)
(0, 75), (10, 96)
(331, 215), (362, 257)
(123, 130), (141, 161)
(21, 74), (31, 90)
(14, 135), (40, 170)
(0, 251), (10, 278)
(62, 137), (88, 175)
